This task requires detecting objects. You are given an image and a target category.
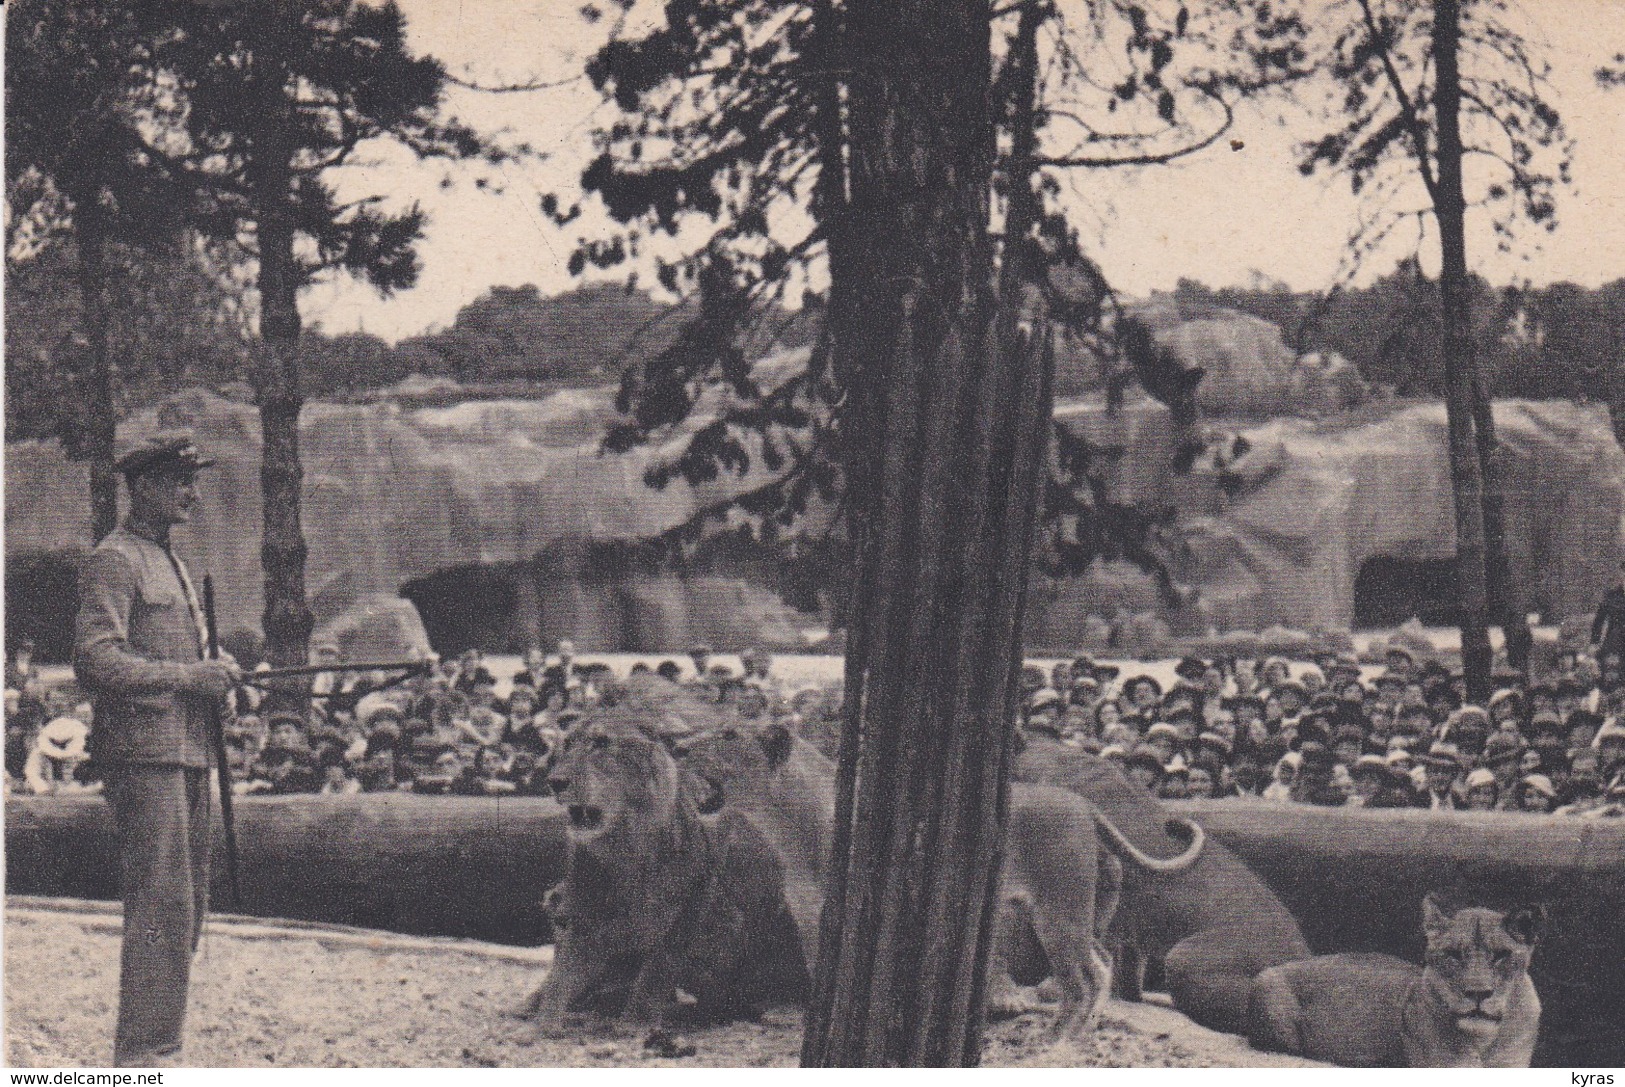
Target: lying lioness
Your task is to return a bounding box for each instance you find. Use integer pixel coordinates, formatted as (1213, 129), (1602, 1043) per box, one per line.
(1248, 893), (1546, 1067)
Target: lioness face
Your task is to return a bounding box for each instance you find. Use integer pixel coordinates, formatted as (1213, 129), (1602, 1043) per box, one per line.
(1421, 897), (1542, 1035)
(676, 721), (791, 816)
(547, 717), (680, 845)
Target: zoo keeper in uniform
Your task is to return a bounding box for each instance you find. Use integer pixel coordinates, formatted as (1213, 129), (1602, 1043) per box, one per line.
(73, 434), (240, 1067)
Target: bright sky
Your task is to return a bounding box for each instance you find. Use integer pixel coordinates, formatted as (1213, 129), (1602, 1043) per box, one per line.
(301, 0), (1625, 343)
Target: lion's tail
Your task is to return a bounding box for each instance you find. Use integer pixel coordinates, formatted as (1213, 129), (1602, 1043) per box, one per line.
(1095, 812), (1205, 873)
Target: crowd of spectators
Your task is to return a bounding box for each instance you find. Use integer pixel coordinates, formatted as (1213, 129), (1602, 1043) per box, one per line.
(1020, 645), (1625, 817)
(7, 631), (1625, 817)
(3, 637), (830, 799)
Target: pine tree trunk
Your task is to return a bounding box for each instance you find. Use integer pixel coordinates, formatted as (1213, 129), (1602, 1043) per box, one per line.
(253, 149), (314, 668)
(73, 200), (119, 544)
(802, 0), (1051, 1065)
(1473, 391), (1532, 675)
(1469, 322), (1531, 674)
(1432, 0), (1494, 703)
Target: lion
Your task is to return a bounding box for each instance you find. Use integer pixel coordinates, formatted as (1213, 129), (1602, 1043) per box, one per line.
(1014, 732), (1311, 1035)
(521, 685), (805, 1032)
(676, 719), (1207, 1043)
(1247, 893), (1546, 1067)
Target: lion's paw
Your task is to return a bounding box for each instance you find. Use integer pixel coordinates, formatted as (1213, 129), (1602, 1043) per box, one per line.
(986, 982), (1043, 1021)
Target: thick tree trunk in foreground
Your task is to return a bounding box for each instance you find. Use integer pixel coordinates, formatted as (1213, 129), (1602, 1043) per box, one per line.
(253, 147), (315, 668)
(1432, 0), (1493, 703)
(72, 200), (119, 544)
(802, 0), (1051, 1065)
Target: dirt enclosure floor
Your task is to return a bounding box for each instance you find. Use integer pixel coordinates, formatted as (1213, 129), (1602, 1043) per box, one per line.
(4, 899), (1321, 1069)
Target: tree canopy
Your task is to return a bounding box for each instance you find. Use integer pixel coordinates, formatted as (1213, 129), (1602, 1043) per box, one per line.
(559, 0), (1311, 599)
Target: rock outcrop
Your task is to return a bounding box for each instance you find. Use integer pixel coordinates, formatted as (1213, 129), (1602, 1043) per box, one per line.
(1034, 397), (1624, 640)
(5, 372), (813, 652)
(8, 313), (1621, 651)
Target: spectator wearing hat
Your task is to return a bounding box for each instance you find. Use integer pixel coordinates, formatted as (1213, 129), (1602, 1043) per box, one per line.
(1227, 692), (1265, 729)
(1526, 707), (1565, 744)
(1058, 705), (1093, 744)
(1345, 754), (1388, 807)
(1423, 679), (1462, 722)
(1565, 709), (1603, 752)
(514, 647), (549, 694)
(73, 433), (242, 1067)
(1091, 697), (1125, 737)
(1162, 699), (1204, 746)
(1371, 754), (1423, 809)
(1461, 767), (1499, 811)
(1271, 680), (1309, 720)
(1123, 675), (1162, 715)
(1217, 749), (1262, 798)
(1383, 645), (1416, 681)
(1195, 729), (1233, 767)
(1394, 702), (1435, 742)
(1514, 773), (1558, 813)
(1073, 656), (1121, 692)
(251, 714), (318, 795)
(1421, 742), (1466, 810)
(1262, 751), (1299, 803)
(309, 640), (343, 698)
(1047, 661), (1075, 703)
(1027, 686), (1062, 723)
(1558, 748), (1604, 810)
(1330, 723), (1365, 768)
(356, 707), (404, 792)
(1480, 730), (1525, 810)
(1186, 764), (1218, 800)
(24, 714), (93, 795)
(1257, 657), (1290, 689)
(1173, 656), (1208, 686)
(1100, 721), (1138, 752)
(1372, 669), (1406, 706)
(1291, 741), (1345, 806)
(1144, 721), (1182, 765)
(1595, 718), (1625, 778)
(1158, 756), (1192, 801)
(1363, 704), (1396, 751)
(1487, 687), (1523, 728)
(1124, 745), (1166, 794)
(539, 640), (581, 705)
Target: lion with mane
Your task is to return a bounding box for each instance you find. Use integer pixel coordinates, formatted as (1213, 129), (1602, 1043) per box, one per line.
(520, 678), (805, 1031)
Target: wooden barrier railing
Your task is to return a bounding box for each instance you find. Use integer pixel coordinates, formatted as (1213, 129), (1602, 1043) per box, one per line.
(7, 794), (1622, 1063)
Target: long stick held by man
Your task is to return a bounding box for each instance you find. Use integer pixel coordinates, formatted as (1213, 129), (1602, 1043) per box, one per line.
(72, 432), (242, 1068)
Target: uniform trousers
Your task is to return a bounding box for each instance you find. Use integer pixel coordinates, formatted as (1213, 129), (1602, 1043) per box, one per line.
(102, 765), (211, 1067)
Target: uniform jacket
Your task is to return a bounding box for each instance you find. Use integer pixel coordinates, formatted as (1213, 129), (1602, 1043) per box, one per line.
(73, 522), (212, 768)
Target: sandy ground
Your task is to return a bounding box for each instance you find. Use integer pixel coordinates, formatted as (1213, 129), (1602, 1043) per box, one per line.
(4, 900), (1321, 1069)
